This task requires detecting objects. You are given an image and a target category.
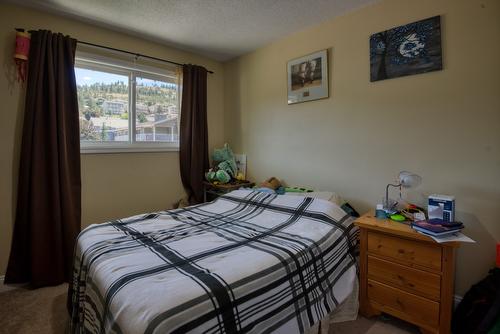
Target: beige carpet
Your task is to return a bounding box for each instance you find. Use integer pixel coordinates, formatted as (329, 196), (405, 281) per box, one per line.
(0, 284), (419, 334)
(0, 284), (68, 334)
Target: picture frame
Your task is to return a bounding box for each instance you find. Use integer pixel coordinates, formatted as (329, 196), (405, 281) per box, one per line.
(287, 50), (328, 104)
(370, 16), (442, 82)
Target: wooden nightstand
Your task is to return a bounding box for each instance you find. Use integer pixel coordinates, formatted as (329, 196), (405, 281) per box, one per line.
(203, 181), (255, 202)
(355, 212), (460, 334)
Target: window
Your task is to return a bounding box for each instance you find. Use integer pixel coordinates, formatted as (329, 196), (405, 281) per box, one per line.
(75, 51), (181, 153)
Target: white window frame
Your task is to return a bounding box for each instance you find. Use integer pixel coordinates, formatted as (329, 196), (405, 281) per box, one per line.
(75, 51), (181, 154)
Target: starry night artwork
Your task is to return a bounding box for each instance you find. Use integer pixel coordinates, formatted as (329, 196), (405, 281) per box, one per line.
(370, 16), (442, 82)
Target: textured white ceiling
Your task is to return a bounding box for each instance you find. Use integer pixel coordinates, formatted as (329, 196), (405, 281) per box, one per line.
(8, 0), (378, 61)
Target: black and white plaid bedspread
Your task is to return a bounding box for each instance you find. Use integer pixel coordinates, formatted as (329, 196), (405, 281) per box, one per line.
(69, 190), (358, 334)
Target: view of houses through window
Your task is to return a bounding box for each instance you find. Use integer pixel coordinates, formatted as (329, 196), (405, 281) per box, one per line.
(135, 76), (178, 142)
(75, 59), (179, 151)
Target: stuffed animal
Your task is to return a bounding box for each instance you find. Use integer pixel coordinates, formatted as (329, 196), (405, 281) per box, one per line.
(260, 177), (281, 190)
(205, 143), (238, 184)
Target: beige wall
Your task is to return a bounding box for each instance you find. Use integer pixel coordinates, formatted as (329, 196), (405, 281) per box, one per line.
(0, 3), (225, 277)
(224, 0), (500, 295)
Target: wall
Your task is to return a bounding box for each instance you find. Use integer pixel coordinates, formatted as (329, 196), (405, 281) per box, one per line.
(0, 3), (225, 277)
(224, 0), (500, 295)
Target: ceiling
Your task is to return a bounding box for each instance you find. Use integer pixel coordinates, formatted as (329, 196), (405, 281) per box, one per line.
(8, 0), (378, 61)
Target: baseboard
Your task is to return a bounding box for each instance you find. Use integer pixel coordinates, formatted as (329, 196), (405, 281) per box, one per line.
(0, 275), (26, 293)
(454, 294), (463, 309)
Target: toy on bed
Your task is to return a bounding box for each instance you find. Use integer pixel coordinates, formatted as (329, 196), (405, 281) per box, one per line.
(205, 143), (238, 184)
(256, 178), (320, 195)
(260, 177), (281, 189)
(285, 186), (314, 193)
(254, 177), (285, 194)
(253, 177), (362, 218)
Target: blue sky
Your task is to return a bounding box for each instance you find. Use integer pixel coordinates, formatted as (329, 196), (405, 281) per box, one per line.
(75, 68), (128, 86)
(74, 68), (177, 88)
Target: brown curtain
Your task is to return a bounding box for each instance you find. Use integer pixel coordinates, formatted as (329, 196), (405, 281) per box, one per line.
(179, 65), (209, 204)
(5, 30), (81, 287)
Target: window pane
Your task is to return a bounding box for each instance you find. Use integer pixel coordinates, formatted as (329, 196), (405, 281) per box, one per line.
(75, 67), (129, 142)
(135, 76), (178, 142)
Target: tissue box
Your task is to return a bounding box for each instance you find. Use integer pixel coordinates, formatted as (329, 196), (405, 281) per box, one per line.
(428, 194), (455, 222)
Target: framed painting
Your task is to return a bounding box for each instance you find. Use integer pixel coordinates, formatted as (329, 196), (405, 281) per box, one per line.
(370, 16), (442, 82)
(287, 50), (328, 104)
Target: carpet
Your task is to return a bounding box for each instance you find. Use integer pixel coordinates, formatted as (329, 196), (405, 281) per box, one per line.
(0, 284), (419, 333)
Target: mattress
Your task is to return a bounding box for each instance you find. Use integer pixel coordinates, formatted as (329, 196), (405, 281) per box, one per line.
(68, 190), (358, 333)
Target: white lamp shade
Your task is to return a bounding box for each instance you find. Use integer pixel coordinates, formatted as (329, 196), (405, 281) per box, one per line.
(398, 171), (422, 188)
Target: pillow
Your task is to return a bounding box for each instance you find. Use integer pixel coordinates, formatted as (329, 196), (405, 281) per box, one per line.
(284, 191), (360, 217)
(284, 191), (342, 205)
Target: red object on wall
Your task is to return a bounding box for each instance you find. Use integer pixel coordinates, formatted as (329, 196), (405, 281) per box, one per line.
(497, 243), (500, 268)
(14, 29), (31, 83)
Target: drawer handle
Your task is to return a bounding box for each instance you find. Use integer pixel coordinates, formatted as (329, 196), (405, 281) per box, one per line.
(396, 298), (405, 309)
(397, 249), (414, 255)
(396, 275), (415, 288)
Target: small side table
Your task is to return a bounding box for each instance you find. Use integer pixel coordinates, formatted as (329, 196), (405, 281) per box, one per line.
(355, 211), (460, 334)
(203, 181), (255, 202)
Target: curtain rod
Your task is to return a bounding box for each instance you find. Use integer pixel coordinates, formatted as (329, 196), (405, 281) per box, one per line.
(77, 40), (214, 74)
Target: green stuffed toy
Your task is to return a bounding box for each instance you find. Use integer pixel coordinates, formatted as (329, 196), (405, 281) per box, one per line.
(205, 143), (237, 184)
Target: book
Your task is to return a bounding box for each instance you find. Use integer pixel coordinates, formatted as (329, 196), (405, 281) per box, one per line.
(426, 218), (463, 228)
(411, 219), (463, 236)
(412, 225), (462, 237)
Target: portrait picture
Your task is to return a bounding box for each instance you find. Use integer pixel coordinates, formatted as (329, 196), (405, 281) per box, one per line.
(287, 50), (328, 104)
(291, 57), (322, 91)
(370, 16), (442, 82)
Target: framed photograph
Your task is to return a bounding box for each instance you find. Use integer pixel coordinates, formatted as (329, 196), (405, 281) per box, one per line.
(287, 50), (328, 104)
(370, 16), (442, 82)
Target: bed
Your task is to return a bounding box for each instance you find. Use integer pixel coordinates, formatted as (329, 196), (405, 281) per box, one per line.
(68, 190), (359, 333)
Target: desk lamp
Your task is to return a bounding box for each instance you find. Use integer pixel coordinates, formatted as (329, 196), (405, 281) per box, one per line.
(384, 171), (422, 213)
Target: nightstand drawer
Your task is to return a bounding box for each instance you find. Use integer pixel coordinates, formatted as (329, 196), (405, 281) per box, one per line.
(368, 256), (441, 301)
(367, 231), (442, 271)
(368, 279), (440, 327)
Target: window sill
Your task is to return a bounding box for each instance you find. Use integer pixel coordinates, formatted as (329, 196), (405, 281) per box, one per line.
(80, 144), (179, 154)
